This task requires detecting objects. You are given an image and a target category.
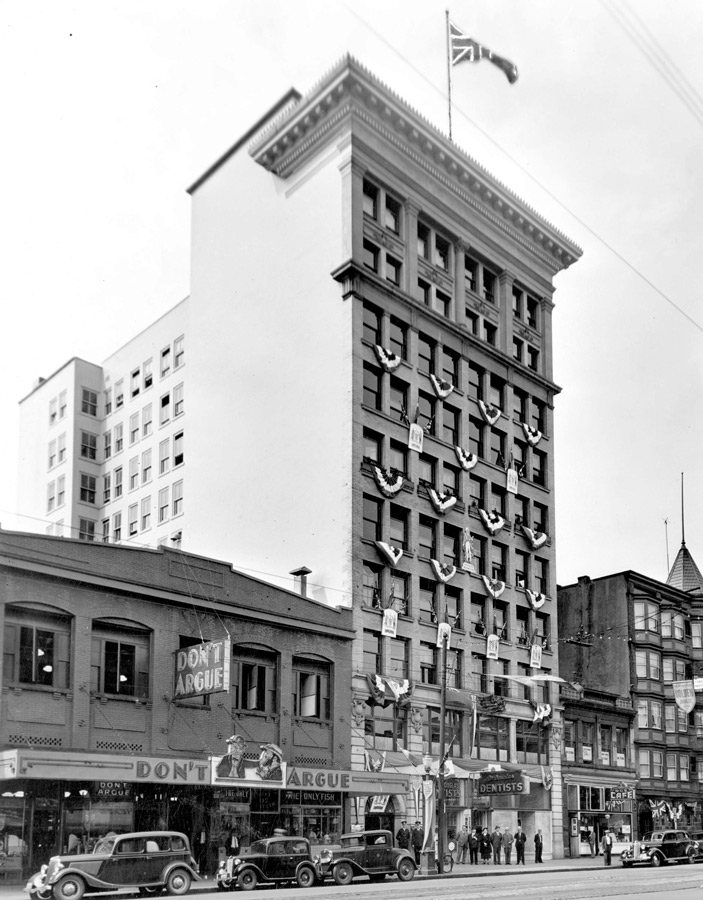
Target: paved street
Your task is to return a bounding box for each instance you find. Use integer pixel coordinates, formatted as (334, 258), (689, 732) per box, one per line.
(9, 862), (703, 900)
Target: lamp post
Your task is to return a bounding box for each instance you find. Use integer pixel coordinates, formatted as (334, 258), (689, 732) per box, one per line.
(421, 624), (449, 874)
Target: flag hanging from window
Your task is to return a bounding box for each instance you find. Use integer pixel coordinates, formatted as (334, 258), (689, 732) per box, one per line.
(449, 22), (518, 84)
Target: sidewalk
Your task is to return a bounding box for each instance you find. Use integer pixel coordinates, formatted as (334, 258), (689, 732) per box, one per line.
(0, 856), (614, 899)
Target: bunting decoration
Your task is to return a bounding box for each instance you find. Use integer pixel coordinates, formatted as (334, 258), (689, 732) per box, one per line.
(541, 765), (553, 791)
(482, 575), (506, 598)
(477, 693), (506, 713)
(450, 21), (519, 84)
(374, 345), (402, 372)
(366, 673), (414, 708)
(522, 423), (543, 446)
(521, 525), (548, 550)
(454, 445), (478, 470)
(372, 465), (404, 497)
(428, 488), (457, 515)
(531, 702), (552, 725)
(526, 589), (547, 611)
(648, 800), (667, 818)
(365, 749), (387, 772)
(429, 373), (455, 399)
(430, 559), (457, 583)
(374, 541), (403, 568)
(478, 399), (501, 426)
(479, 507), (505, 535)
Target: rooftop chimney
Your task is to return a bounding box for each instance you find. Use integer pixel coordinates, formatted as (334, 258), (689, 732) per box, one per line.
(290, 566), (312, 598)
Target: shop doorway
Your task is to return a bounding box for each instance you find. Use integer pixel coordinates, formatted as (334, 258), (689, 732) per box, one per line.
(364, 796), (396, 833)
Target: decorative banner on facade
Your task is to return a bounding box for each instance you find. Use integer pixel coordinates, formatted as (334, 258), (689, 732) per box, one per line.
(422, 779), (435, 852)
(436, 622), (452, 649)
(408, 423), (424, 453)
(541, 766), (553, 791)
(429, 373), (455, 399)
(372, 465), (404, 497)
(525, 589), (547, 610)
(478, 508), (505, 535)
(521, 525), (548, 550)
(374, 541), (403, 567)
(478, 400), (501, 426)
(430, 559), (457, 583)
(486, 634), (500, 659)
(173, 638), (231, 700)
(428, 488), (457, 514)
(454, 446), (478, 470)
(374, 345), (402, 372)
(522, 422), (542, 446)
(366, 673), (414, 707)
(213, 736), (285, 784)
(369, 794), (390, 812)
(382, 608), (398, 638)
(461, 528), (475, 572)
(530, 644), (543, 669)
(532, 702), (552, 724)
(506, 466), (518, 495)
(673, 679), (696, 714)
(482, 575), (506, 599)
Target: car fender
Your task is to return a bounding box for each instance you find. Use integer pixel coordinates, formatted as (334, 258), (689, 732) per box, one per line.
(332, 856), (366, 876)
(161, 861), (202, 883)
(232, 863), (266, 882)
(46, 865), (110, 890)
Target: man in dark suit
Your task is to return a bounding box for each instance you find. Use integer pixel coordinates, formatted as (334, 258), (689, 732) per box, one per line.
(411, 821), (423, 865)
(396, 821), (411, 850)
(514, 826), (526, 865)
(534, 829), (544, 863)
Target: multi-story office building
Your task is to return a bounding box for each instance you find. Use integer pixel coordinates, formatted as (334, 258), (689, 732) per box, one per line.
(16, 58), (581, 854)
(558, 560), (703, 840)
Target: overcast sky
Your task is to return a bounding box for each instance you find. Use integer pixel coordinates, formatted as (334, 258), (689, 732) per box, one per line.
(2, 0), (702, 589)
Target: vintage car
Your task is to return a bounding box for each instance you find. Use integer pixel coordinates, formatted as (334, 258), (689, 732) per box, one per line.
(215, 836), (319, 891)
(25, 831), (201, 900)
(620, 830), (699, 867)
(319, 829), (415, 884)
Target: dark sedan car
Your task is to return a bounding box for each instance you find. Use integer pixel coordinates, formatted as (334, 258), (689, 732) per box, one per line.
(25, 831), (201, 900)
(321, 829), (415, 885)
(215, 836), (319, 891)
(620, 830), (698, 867)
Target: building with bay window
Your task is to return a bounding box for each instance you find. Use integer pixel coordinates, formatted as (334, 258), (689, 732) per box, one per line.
(14, 58), (582, 856)
(558, 555), (703, 844)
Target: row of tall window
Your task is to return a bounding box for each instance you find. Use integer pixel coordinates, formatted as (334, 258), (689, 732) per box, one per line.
(102, 432), (184, 502)
(639, 749), (695, 782)
(637, 698), (694, 733)
(634, 600), (702, 644)
(362, 180), (542, 364)
(635, 649), (692, 681)
(563, 720), (630, 767)
(362, 501), (550, 587)
(104, 337), (184, 417)
(2, 611), (331, 723)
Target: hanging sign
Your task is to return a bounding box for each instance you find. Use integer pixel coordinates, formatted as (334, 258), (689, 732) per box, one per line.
(173, 638), (231, 699)
(408, 423), (424, 453)
(382, 608), (398, 638)
(436, 622), (452, 649)
(530, 644), (543, 669)
(486, 634), (499, 659)
(506, 467), (518, 495)
(673, 680), (696, 713)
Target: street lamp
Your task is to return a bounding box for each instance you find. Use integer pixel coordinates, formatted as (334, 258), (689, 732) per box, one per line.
(421, 622), (449, 874)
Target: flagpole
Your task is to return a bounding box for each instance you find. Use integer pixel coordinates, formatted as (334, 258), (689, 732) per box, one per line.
(446, 10), (453, 142)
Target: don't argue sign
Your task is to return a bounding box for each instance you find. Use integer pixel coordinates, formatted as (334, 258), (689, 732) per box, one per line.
(174, 638), (231, 700)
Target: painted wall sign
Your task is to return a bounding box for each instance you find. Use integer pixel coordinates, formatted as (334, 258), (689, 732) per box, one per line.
(173, 638), (231, 699)
(478, 771), (524, 795)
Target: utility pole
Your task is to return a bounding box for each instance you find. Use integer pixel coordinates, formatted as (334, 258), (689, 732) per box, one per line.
(437, 623), (448, 873)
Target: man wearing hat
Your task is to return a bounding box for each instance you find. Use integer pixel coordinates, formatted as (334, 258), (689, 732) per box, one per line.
(216, 734), (246, 778)
(256, 743), (283, 780)
(396, 820), (411, 850)
(411, 821), (423, 865)
(491, 825), (502, 864)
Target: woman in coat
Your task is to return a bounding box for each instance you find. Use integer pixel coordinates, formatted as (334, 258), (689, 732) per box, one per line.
(480, 828), (492, 864)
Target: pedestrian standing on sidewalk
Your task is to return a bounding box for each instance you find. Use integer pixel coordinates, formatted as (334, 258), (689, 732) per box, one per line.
(534, 829), (544, 863)
(480, 828), (492, 864)
(491, 825), (502, 864)
(411, 821), (423, 865)
(396, 821), (411, 851)
(601, 828), (613, 866)
(588, 830), (596, 857)
(514, 826), (526, 865)
(457, 825), (469, 864)
(502, 826), (514, 864)
(469, 828), (479, 865)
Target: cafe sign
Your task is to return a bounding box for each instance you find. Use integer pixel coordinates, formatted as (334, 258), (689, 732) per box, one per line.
(173, 638), (230, 700)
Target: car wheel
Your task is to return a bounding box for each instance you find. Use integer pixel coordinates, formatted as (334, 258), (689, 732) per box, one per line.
(333, 862), (354, 886)
(650, 853), (662, 867)
(30, 888), (52, 900)
(165, 869), (191, 896)
(296, 866), (316, 889)
(688, 848), (697, 864)
(237, 870), (258, 891)
(53, 874), (86, 900)
(397, 858), (415, 882)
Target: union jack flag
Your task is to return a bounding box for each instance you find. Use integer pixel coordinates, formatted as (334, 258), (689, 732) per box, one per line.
(449, 22), (518, 84)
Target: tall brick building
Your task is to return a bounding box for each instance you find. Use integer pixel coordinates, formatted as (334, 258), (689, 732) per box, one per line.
(15, 58), (581, 856)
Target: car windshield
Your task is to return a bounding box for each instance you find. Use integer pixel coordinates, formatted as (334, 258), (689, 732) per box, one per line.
(249, 841), (267, 854)
(643, 833), (662, 842)
(94, 837), (117, 854)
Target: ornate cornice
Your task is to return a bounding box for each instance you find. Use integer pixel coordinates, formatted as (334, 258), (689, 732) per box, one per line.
(249, 56), (582, 273)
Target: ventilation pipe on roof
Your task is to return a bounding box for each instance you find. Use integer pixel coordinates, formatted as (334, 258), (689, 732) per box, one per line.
(290, 566), (312, 598)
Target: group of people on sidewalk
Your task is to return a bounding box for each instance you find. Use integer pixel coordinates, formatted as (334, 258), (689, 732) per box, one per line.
(454, 824), (544, 865)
